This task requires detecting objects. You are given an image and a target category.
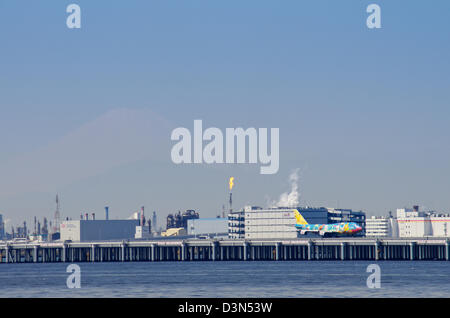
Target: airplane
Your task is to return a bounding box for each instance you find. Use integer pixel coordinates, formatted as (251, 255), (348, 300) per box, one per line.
(293, 209), (363, 237)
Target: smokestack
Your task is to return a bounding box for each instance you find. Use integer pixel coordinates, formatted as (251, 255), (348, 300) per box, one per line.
(141, 206), (145, 226)
(229, 177), (234, 214)
(105, 206), (109, 220)
(92, 213), (95, 220)
(85, 213), (88, 220)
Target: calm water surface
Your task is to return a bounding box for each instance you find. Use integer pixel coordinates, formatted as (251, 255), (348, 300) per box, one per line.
(0, 261), (449, 297)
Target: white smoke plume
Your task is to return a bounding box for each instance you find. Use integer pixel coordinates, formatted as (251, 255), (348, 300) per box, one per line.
(270, 168), (301, 208)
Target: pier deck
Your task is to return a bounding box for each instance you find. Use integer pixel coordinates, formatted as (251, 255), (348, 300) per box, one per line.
(1, 238), (449, 263)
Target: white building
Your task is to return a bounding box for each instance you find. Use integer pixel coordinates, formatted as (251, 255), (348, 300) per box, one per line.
(238, 206), (331, 239)
(243, 206), (298, 239)
(397, 206), (450, 238)
(365, 216), (394, 237)
(430, 215), (450, 237)
(135, 225), (152, 239)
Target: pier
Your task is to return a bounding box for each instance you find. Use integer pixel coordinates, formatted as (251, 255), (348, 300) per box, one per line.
(1, 238), (449, 263)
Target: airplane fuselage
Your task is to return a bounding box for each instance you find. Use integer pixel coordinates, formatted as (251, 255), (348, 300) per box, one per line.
(295, 222), (362, 236)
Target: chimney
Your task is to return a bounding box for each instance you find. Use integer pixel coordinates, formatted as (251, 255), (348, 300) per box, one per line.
(92, 213), (95, 220)
(105, 206), (109, 220)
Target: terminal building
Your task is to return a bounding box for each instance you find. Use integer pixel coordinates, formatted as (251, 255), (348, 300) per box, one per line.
(229, 206), (365, 239)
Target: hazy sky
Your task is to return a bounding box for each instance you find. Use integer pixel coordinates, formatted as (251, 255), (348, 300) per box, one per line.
(1, 1), (450, 228)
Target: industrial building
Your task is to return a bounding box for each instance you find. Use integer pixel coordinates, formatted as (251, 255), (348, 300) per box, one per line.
(167, 210), (199, 230)
(397, 206), (450, 238)
(161, 228), (187, 237)
(131, 206), (152, 239)
(28, 233), (48, 242)
(135, 225), (152, 239)
(187, 218), (228, 237)
(0, 214), (4, 240)
(12, 222), (28, 239)
(229, 206), (365, 239)
(60, 219), (139, 242)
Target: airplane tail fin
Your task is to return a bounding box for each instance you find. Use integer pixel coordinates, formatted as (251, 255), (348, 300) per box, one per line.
(293, 209), (308, 225)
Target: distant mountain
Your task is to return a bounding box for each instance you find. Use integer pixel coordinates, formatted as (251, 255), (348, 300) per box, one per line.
(0, 108), (173, 198)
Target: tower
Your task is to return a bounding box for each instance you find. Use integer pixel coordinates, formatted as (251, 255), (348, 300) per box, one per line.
(53, 194), (61, 233)
(43, 217), (48, 235)
(141, 206), (145, 226)
(152, 211), (157, 233)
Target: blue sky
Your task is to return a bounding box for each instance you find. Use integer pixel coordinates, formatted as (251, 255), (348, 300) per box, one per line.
(1, 1), (450, 228)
